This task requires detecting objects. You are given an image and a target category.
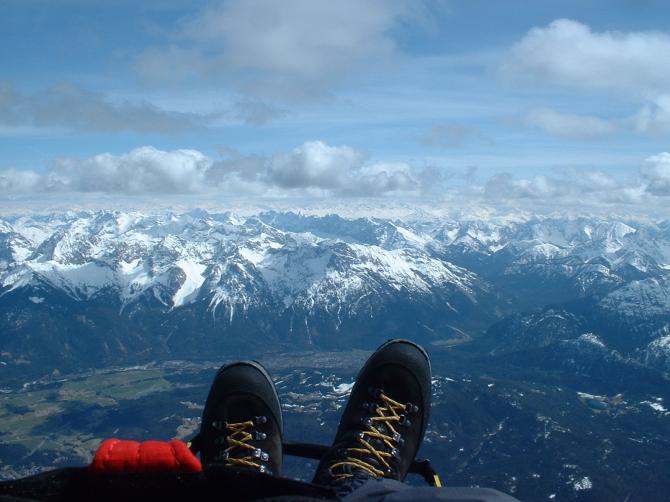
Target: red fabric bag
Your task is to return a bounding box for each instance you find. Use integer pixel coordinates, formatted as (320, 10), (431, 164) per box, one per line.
(89, 439), (202, 473)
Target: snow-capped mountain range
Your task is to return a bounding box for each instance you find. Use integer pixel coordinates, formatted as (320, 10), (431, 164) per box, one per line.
(1, 210), (479, 317)
(1, 210), (669, 376)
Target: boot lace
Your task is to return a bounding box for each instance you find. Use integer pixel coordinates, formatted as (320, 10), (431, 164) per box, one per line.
(329, 390), (417, 480)
(212, 416), (272, 474)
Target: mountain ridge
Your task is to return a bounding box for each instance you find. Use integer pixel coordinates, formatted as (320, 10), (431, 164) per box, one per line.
(1, 209), (669, 378)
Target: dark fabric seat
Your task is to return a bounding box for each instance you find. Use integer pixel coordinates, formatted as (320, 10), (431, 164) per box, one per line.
(0, 466), (520, 502)
(0, 465), (336, 502)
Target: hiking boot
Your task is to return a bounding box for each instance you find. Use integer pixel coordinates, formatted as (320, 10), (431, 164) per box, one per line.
(192, 361), (283, 476)
(313, 339), (431, 490)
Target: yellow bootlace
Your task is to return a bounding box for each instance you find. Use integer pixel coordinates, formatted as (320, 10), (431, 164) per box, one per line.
(222, 420), (266, 470)
(329, 392), (411, 480)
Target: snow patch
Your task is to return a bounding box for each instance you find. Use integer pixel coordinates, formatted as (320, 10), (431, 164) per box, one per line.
(641, 400), (668, 413)
(577, 333), (605, 348)
(172, 259), (207, 307)
(573, 477), (593, 491)
(333, 382), (354, 395)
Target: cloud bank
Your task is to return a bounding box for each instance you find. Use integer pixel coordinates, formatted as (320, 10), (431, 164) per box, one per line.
(0, 142), (430, 198)
(2, 142), (670, 216)
(0, 82), (216, 134)
(136, 0), (408, 100)
(484, 170), (644, 206)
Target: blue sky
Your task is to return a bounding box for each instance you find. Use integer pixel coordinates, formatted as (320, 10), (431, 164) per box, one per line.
(1, 0), (670, 214)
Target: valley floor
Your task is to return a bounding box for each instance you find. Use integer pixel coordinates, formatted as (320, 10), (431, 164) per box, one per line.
(1, 348), (668, 502)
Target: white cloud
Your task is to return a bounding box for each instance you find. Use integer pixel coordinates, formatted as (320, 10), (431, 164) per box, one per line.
(267, 141), (422, 196)
(522, 108), (616, 138)
(481, 151), (670, 204)
(484, 170), (643, 205)
(0, 142), (426, 198)
(500, 19), (670, 94)
(641, 152), (670, 196)
(53, 147), (212, 194)
(6, 142), (670, 211)
(136, 0), (408, 100)
(502, 20), (670, 139)
(0, 81), (215, 134)
(268, 141), (367, 190)
(0, 168), (43, 193)
(356, 162), (421, 195)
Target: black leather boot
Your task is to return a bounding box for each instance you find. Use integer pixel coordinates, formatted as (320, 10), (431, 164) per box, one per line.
(313, 339), (431, 492)
(193, 361), (283, 476)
